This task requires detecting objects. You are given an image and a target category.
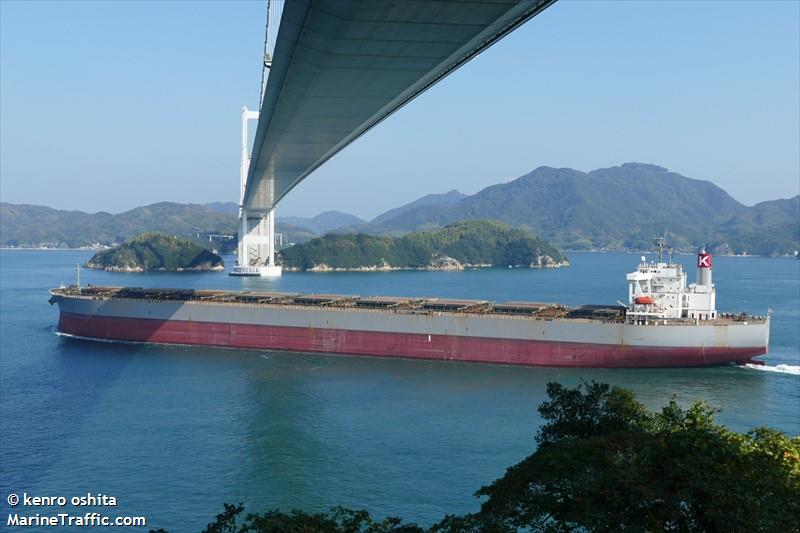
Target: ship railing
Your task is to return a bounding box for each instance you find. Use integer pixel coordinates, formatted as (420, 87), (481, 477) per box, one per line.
(490, 302), (568, 318)
(420, 299), (492, 313)
(57, 286), (766, 324)
(290, 295), (360, 307)
(355, 297), (424, 310)
(624, 315), (768, 326)
(626, 310), (668, 317)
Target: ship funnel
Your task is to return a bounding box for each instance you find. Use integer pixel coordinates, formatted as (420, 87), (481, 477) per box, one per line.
(697, 249), (713, 287)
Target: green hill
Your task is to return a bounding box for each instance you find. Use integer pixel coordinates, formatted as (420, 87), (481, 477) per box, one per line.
(85, 233), (224, 272)
(0, 202), (237, 248)
(715, 196), (800, 256)
(279, 220), (567, 271)
(202, 203), (358, 241)
(367, 164), (799, 254)
(278, 210), (367, 234)
(370, 189), (467, 225)
(0, 201), (321, 249)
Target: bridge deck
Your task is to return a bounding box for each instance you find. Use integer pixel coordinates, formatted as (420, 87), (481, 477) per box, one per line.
(244, 0), (556, 213)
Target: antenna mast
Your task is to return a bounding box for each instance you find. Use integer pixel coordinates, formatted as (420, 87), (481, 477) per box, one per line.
(656, 229), (668, 264)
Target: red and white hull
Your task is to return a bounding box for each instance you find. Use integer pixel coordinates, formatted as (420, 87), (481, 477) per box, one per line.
(50, 290), (769, 368)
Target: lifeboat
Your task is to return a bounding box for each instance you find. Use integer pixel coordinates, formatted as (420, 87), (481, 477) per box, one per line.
(635, 295), (655, 305)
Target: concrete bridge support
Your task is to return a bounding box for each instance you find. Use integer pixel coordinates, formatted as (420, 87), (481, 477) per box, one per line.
(231, 107), (281, 277)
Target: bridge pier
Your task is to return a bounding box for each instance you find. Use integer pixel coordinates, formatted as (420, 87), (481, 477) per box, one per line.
(231, 107), (281, 277)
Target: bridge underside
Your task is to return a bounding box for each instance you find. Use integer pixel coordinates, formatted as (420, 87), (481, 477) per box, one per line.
(243, 0), (556, 214)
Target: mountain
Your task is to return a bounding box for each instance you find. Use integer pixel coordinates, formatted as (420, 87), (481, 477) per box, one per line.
(0, 201), (327, 249)
(274, 223), (319, 246)
(203, 202), (323, 244)
(368, 163), (798, 254)
(204, 201), (239, 217)
(204, 203), (365, 235)
(278, 210), (366, 235)
(716, 196), (800, 256)
(279, 220), (567, 271)
(718, 196), (799, 230)
(370, 189), (467, 225)
(0, 202), (237, 248)
(3, 165), (797, 255)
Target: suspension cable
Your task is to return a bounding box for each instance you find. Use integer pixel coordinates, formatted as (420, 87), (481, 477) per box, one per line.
(258, 0), (271, 110)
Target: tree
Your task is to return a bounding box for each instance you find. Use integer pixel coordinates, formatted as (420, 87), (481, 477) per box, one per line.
(437, 382), (800, 532)
(148, 504), (423, 533)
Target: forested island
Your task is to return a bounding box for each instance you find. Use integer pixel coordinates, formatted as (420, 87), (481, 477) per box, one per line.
(279, 220), (568, 271)
(85, 233), (224, 272)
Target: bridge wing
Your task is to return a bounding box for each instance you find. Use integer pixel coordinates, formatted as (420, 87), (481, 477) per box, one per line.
(244, 0), (556, 213)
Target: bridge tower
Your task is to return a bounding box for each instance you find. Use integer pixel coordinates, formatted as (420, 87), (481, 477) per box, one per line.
(230, 106), (281, 277)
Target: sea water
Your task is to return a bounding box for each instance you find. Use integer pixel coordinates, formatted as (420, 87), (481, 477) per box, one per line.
(1, 250), (798, 530)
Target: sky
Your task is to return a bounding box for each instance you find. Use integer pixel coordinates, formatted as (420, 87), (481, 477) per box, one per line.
(1, 0), (798, 220)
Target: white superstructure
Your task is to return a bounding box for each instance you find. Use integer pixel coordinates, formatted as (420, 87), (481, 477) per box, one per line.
(627, 245), (717, 323)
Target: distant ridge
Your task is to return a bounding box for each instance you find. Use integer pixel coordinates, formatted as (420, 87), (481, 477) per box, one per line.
(278, 210), (367, 235)
(3, 164), (797, 255)
(203, 203), (367, 236)
(361, 163), (798, 255)
(370, 189), (467, 225)
(0, 202), (236, 248)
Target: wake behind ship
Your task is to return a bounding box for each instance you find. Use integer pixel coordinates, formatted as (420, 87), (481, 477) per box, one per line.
(49, 251), (769, 368)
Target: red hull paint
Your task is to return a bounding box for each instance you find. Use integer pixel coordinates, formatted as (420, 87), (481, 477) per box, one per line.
(58, 312), (762, 368)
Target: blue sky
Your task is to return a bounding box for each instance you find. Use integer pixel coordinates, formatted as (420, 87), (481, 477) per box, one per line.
(1, 0), (798, 219)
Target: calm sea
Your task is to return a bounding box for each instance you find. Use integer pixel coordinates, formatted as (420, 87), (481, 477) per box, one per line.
(1, 250), (798, 530)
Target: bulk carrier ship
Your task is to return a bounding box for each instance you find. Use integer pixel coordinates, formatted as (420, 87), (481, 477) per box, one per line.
(49, 250), (769, 368)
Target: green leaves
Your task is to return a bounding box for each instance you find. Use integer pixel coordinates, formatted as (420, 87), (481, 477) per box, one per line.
(467, 381), (800, 532)
(279, 221), (566, 270)
(172, 503), (423, 533)
(86, 233), (224, 271)
(535, 381), (650, 446)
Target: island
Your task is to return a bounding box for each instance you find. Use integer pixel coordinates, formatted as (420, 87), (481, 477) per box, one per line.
(85, 233), (224, 272)
(279, 220), (568, 272)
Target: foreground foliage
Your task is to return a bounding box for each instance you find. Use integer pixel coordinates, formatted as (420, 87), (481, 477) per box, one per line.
(86, 232), (224, 271)
(440, 382), (800, 532)
(151, 382), (800, 532)
(279, 220), (566, 270)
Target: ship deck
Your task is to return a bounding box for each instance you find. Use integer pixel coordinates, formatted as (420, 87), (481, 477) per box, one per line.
(50, 286), (768, 327)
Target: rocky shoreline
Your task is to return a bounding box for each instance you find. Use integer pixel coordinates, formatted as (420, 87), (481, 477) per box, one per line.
(84, 262), (225, 273)
(282, 255), (569, 272)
